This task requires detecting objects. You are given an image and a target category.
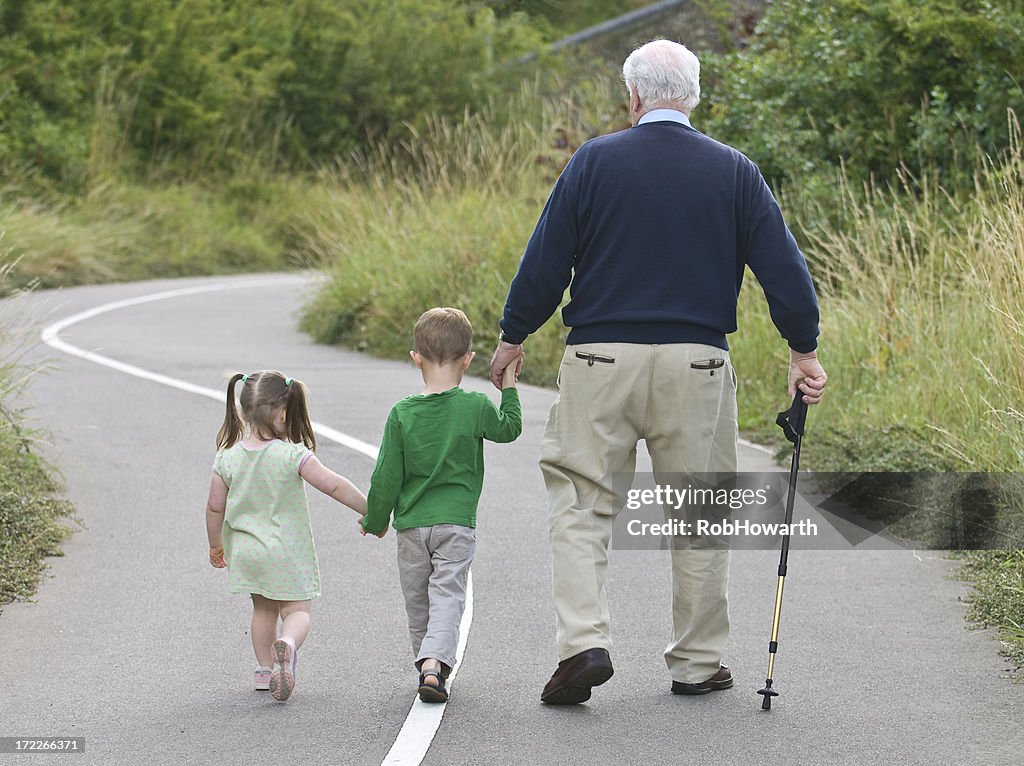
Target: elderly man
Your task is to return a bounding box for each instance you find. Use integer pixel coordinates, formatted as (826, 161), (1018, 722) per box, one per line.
(489, 39), (827, 704)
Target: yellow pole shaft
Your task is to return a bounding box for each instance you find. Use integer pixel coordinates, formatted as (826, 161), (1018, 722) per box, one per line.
(770, 575), (787, 642)
(765, 574), (786, 680)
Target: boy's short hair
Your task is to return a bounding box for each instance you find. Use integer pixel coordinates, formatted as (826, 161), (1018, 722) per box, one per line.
(414, 307), (473, 364)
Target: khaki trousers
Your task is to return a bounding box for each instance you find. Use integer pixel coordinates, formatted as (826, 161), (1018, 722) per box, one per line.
(540, 343), (738, 684)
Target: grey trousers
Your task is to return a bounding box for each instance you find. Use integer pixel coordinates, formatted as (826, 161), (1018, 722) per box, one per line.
(396, 524), (476, 670)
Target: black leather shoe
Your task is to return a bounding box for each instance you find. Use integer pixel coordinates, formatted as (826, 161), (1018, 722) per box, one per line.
(671, 664), (733, 695)
(541, 648), (614, 705)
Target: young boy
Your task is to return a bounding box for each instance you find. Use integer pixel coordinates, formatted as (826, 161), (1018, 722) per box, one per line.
(361, 307), (523, 702)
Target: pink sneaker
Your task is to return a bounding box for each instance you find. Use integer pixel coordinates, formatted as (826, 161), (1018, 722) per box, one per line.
(254, 666), (273, 691)
(270, 638), (297, 702)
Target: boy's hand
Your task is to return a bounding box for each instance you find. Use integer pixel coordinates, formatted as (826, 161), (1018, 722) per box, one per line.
(501, 352), (524, 389)
(209, 546), (226, 568)
(360, 521), (389, 538)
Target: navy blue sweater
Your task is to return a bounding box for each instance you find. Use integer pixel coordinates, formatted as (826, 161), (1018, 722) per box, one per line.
(500, 121), (820, 352)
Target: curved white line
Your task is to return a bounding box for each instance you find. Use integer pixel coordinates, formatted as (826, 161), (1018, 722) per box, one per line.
(738, 437), (775, 455)
(39, 277), (472, 766)
(383, 571), (473, 765)
(40, 279), (380, 459)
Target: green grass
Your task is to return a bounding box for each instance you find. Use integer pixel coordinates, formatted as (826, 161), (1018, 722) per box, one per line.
(0, 418), (78, 612)
(298, 90), (617, 384)
(0, 261), (78, 613)
(0, 173), (326, 294)
(775, 141), (1024, 474)
(956, 550), (1024, 671)
(303, 103), (1024, 477)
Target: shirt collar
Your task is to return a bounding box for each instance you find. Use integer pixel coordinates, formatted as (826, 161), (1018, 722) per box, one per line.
(638, 108), (692, 128)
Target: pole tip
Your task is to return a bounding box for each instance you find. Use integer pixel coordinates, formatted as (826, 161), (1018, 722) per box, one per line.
(757, 680), (778, 710)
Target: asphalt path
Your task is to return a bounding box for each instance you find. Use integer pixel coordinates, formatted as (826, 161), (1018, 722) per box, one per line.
(1, 274), (1020, 766)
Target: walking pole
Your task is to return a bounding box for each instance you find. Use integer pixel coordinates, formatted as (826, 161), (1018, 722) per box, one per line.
(757, 388), (808, 710)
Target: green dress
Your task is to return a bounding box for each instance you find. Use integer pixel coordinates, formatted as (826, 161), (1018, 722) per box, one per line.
(213, 440), (321, 600)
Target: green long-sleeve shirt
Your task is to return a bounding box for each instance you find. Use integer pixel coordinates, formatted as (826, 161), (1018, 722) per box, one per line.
(362, 386), (522, 533)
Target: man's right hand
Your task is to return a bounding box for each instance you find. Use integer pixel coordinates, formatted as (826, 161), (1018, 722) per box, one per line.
(489, 341), (524, 390)
(789, 350), (827, 404)
(501, 351), (525, 389)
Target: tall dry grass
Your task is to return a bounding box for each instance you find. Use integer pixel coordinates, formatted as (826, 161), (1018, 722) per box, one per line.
(299, 87), (621, 381)
(0, 173), (322, 294)
(769, 114), (1024, 472)
(305, 102), (1024, 477)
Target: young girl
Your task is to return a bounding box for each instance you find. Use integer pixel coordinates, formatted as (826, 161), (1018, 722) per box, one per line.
(205, 370), (367, 702)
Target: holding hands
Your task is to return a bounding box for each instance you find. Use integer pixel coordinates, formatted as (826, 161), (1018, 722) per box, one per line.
(360, 521), (389, 539)
(489, 341), (524, 390)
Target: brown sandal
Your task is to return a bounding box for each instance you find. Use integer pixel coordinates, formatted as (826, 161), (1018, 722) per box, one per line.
(418, 669), (448, 703)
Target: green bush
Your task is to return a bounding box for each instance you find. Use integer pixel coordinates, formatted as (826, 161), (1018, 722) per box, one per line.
(0, 0), (546, 186)
(701, 0), (1024, 189)
(483, 0), (649, 33)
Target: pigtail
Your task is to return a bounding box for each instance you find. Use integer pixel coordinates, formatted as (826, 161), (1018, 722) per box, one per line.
(284, 378), (317, 452)
(216, 373), (247, 449)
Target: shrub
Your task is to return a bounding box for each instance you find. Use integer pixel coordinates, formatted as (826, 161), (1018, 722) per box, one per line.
(0, 0), (546, 186)
(701, 0), (1024, 190)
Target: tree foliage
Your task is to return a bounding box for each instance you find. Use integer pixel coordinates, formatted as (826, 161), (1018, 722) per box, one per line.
(0, 0), (544, 184)
(701, 0), (1024, 187)
(483, 0), (650, 33)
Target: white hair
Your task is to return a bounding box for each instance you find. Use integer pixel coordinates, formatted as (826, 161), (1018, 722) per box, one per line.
(622, 39), (701, 113)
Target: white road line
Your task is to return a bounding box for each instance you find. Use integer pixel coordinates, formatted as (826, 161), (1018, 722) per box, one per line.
(383, 570), (473, 765)
(39, 277), (471, 766)
(739, 437), (775, 454)
(40, 279), (380, 459)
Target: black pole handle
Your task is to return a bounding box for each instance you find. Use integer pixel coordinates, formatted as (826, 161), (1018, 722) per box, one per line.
(776, 388), (808, 444)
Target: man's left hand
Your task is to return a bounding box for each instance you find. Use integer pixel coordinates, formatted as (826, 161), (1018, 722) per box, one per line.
(789, 350), (827, 404)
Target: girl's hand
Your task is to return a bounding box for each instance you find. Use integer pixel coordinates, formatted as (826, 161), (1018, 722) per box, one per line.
(209, 546), (226, 568)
